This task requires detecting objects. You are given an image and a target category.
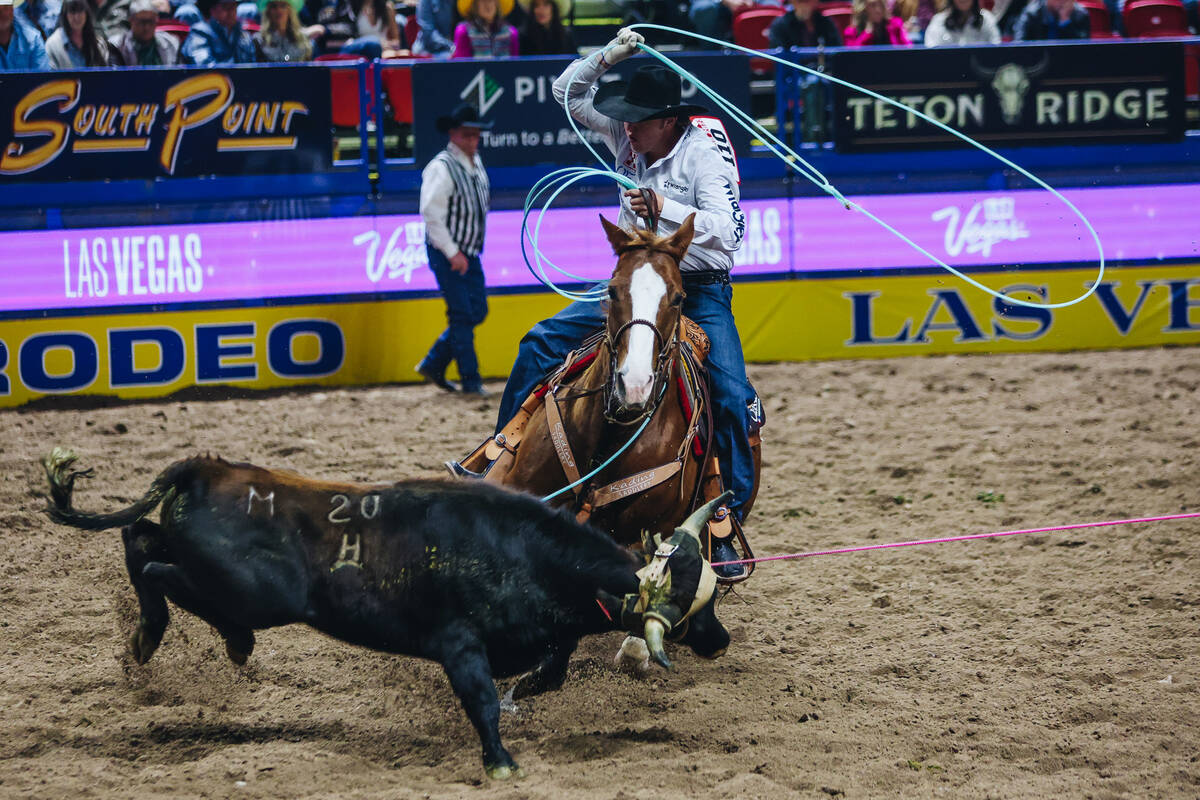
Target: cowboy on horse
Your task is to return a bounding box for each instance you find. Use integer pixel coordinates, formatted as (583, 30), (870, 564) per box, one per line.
(450, 30), (760, 580)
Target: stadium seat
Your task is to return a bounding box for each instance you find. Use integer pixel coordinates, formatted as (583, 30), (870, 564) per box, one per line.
(1122, 0), (1189, 36)
(157, 21), (192, 43)
(1077, 0), (1119, 36)
(404, 14), (420, 50)
(1186, 43), (1199, 100)
(821, 2), (854, 36)
(316, 54), (370, 128)
(380, 64), (414, 125)
(733, 7), (784, 76)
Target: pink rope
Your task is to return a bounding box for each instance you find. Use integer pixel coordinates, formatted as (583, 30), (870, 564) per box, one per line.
(710, 511), (1200, 567)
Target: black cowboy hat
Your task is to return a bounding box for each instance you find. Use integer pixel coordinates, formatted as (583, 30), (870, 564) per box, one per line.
(435, 102), (495, 134)
(592, 65), (707, 123)
(197, 0), (238, 16)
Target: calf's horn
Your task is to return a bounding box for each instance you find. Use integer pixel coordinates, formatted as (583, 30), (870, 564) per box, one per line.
(644, 617), (673, 670)
(679, 490), (734, 540)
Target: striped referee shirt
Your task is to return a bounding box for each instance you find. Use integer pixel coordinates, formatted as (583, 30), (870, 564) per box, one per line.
(419, 142), (490, 259)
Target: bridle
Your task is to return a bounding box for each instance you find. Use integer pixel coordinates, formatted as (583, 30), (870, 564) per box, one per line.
(602, 309), (680, 426)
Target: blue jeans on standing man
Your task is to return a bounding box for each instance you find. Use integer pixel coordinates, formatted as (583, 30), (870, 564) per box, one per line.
(420, 246), (488, 392)
(495, 279), (757, 515)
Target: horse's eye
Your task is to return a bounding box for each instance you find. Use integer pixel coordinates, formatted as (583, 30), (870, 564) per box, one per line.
(670, 293), (684, 307)
(608, 286), (619, 300)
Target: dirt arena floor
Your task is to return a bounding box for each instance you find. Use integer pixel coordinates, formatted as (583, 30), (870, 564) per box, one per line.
(2, 346), (1197, 799)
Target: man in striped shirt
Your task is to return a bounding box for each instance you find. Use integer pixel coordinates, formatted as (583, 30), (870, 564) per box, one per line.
(416, 102), (493, 397)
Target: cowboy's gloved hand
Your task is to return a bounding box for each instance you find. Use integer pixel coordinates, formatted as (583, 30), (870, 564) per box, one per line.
(604, 27), (644, 65)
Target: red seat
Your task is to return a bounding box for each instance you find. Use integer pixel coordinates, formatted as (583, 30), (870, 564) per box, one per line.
(157, 20), (192, 43)
(733, 6), (784, 75)
(1186, 43), (1200, 100)
(404, 14), (420, 50)
(733, 6), (785, 49)
(380, 64), (414, 124)
(1123, 0), (1189, 36)
(1077, 0), (1119, 37)
(316, 55), (370, 128)
(821, 3), (854, 36)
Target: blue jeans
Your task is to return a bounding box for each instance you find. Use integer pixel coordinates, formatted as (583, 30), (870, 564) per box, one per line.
(421, 247), (488, 391)
(339, 38), (384, 59)
(495, 280), (757, 513)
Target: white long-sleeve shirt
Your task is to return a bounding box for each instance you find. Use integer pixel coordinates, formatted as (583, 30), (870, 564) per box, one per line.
(924, 8), (1002, 46)
(419, 141), (487, 260)
(551, 52), (745, 274)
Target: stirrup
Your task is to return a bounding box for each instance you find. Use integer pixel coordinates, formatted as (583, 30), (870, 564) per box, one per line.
(444, 460), (483, 479)
(706, 505), (754, 585)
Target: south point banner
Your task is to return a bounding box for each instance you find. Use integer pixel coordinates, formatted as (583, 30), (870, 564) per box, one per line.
(0, 65), (333, 181)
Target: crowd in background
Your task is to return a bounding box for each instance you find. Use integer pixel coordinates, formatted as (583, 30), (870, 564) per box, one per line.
(1, 0), (1197, 71)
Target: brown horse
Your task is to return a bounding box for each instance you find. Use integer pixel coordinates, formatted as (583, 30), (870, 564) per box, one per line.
(469, 213), (759, 557)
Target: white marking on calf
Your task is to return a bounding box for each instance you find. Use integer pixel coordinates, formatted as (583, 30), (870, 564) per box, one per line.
(618, 262), (666, 405)
(360, 494), (381, 519)
(332, 533), (362, 570)
(247, 486), (275, 517)
(328, 494), (352, 524)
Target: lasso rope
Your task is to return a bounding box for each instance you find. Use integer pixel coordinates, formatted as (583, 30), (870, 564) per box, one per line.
(523, 28), (1107, 310)
(710, 511), (1200, 567)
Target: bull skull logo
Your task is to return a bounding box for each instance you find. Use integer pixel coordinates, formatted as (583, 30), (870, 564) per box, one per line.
(971, 55), (1050, 125)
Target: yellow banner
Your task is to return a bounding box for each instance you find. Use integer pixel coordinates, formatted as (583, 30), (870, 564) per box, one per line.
(1, 264), (1197, 407)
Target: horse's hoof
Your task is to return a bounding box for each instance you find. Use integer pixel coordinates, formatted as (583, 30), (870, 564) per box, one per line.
(614, 636), (651, 676)
(486, 764), (525, 780)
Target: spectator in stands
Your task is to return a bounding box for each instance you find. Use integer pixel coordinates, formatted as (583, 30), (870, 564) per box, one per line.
(319, 0), (403, 58)
(1013, 0), (1088, 39)
(92, 0), (133, 38)
(413, 0), (454, 56)
(689, 0), (755, 44)
(110, 0), (180, 62)
(17, 0), (62, 38)
(992, 0), (1029, 36)
(416, 101), (494, 397)
(843, 0), (912, 44)
(47, 0), (115, 66)
(891, 0), (937, 40)
(518, 0), (574, 55)
(181, 0), (256, 63)
(767, 0), (843, 47)
(255, 0), (313, 59)
(924, 0), (999, 43)
(451, 0), (516, 57)
(0, 0), (51, 69)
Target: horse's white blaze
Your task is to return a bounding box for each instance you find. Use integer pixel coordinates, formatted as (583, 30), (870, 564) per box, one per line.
(618, 262), (666, 405)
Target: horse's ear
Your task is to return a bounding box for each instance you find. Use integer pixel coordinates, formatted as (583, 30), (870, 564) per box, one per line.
(601, 214), (631, 254)
(664, 213), (696, 259)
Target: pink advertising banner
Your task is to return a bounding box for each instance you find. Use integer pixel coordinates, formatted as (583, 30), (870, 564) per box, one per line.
(3, 183), (1197, 315)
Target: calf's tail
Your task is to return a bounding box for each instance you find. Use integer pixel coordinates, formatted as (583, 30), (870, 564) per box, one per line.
(42, 447), (183, 531)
